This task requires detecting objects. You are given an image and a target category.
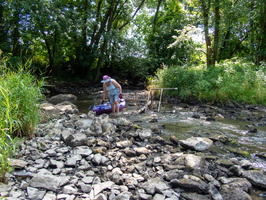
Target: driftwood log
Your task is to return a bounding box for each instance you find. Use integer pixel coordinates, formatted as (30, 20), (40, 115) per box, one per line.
(135, 100), (151, 114)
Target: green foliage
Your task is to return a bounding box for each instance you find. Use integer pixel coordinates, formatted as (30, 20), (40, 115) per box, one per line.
(149, 58), (266, 105)
(0, 58), (44, 182)
(0, 68), (45, 137)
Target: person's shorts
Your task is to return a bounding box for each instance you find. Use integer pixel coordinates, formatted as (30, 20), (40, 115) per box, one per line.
(109, 92), (119, 103)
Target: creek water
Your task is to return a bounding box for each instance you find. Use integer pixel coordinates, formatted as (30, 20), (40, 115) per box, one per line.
(72, 93), (266, 172)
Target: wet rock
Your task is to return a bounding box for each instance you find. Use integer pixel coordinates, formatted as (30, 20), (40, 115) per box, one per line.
(137, 128), (153, 140)
(180, 192), (210, 200)
(179, 137), (213, 151)
(192, 113), (200, 119)
(215, 159), (234, 168)
(209, 135), (229, 143)
(172, 175), (209, 194)
(241, 170), (266, 189)
(169, 135), (179, 145)
(219, 187), (252, 200)
(244, 125), (257, 133)
(219, 177), (252, 192)
(208, 184), (223, 200)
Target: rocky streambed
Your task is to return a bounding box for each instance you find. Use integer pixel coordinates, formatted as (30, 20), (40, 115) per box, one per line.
(1, 95), (266, 200)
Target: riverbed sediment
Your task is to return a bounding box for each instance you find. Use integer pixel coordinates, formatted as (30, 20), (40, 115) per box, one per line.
(1, 93), (266, 200)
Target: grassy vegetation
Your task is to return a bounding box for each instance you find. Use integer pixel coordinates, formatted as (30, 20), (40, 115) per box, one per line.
(0, 59), (45, 183)
(148, 58), (266, 105)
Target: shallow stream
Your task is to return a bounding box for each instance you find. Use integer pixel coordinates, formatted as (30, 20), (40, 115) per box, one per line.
(73, 92), (266, 172)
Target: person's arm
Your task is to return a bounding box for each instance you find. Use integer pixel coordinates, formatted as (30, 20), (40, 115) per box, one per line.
(112, 80), (122, 94)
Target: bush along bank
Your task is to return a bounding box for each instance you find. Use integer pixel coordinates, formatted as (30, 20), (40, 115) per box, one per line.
(1, 101), (266, 200)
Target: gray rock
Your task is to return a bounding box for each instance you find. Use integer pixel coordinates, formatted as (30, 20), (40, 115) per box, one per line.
(91, 181), (115, 196)
(82, 176), (94, 184)
(9, 159), (28, 169)
(113, 117), (132, 126)
(27, 187), (46, 200)
(56, 101), (79, 114)
(61, 129), (73, 142)
(73, 146), (93, 157)
(219, 177), (252, 192)
(42, 191), (57, 200)
(92, 153), (109, 165)
(65, 154), (82, 167)
(173, 154), (202, 169)
(133, 147), (150, 155)
(116, 140), (133, 148)
(172, 175), (208, 194)
(62, 185), (78, 194)
(79, 183), (92, 193)
(208, 184), (223, 200)
(40, 103), (62, 119)
(219, 187), (252, 200)
(180, 192), (210, 200)
(139, 192), (152, 200)
(242, 170), (266, 189)
(90, 118), (104, 134)
(65, 132), (88, 147)
(75, 118), (93, 129)
(153, 193), (165, 200)
(29, 173), (70, 191)
(179, 137), (213, 151)
(141, 177), (169, 195)
(137, 128), (152, 140)
(48, 94), (77, 104)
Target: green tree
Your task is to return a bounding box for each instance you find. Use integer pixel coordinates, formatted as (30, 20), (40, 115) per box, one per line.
(143, 0), (188, 69)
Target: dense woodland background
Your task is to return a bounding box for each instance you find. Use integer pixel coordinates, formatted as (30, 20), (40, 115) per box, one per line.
(1, 0), (265, 85)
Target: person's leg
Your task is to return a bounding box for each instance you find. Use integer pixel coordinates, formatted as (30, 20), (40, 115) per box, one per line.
(114, 100), (119, 113)
(109, 95), (115, 113)
(114, 93), (120, 113)
(111, 103), (115, 113)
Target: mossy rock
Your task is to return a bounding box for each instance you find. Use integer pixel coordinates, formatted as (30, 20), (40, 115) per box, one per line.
(203, 155), (218, 161)
(226, 147), (251, 158)
(131, 124), (142, 129)
(215, 159), (234, 167)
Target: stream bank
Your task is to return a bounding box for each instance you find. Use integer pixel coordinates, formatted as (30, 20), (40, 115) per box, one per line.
(0, 91), (266, 200)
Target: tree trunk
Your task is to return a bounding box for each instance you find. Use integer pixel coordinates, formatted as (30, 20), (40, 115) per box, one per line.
(212, 0), (220, 66)
(257, 1), (266, 63)
(200, 0), (212, 68)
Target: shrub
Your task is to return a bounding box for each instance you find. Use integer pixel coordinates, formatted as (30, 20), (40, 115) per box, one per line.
(149, 58), (266, 105)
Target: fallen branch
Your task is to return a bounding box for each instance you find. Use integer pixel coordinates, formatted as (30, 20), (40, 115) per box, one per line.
(136, 100), (151, 114)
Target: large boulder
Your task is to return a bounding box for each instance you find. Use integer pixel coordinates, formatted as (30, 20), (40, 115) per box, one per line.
(48, 94), (77, 104)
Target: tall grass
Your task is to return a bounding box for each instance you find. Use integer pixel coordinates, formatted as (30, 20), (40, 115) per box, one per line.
(0, 59), (45, 183)
(149, 59), (266, 105)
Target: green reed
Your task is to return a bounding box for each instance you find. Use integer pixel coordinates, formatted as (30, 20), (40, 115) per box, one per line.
(0, 61), (45, 183)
